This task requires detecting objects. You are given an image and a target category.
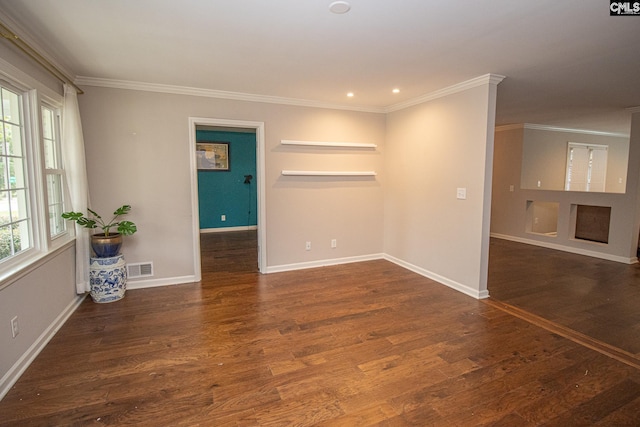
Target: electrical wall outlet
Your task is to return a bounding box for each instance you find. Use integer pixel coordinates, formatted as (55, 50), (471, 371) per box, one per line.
(221, 215), (226, 221)
(305, 241), (311, 251)
(331, 239), (337, 248)
(10, 316), (18, 338)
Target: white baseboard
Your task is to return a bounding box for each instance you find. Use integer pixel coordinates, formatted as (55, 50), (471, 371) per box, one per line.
(125, 253), (490, 303)
(491, 233), (637, 264)
(200, 226), (257, 233)
(265, 253), (384, 274)
(0, 294), (86, 401)
(264, 253), (489, 300)
(383, 254), (489, 300)
(126, 275), (198, 290)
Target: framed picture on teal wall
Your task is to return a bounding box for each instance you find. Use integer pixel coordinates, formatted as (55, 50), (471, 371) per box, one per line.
(196, 142), (230, 171)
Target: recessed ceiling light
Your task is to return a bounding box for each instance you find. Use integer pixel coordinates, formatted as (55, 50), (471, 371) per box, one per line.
(329, 1), (351, 14)
(347, 92), (354, 97)
(392, 88), (400, 94)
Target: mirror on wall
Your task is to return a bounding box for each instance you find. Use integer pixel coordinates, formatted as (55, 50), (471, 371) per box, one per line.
(520, 127), (629, 194)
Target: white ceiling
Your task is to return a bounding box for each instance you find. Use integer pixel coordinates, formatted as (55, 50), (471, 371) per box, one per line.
(1, 0), (639, 133)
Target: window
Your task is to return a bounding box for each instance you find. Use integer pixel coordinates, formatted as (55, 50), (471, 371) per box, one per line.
(0, 78), (68, 271)
(0, 85), (31, 261)
(42, 105), (66, 238)
(565, 142), (608, 192)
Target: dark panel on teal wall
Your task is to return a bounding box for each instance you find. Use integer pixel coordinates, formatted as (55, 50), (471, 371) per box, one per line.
(197, 130), (257, 229)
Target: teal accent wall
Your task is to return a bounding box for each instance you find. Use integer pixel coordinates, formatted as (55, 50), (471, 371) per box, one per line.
(197, 130), (257, 229)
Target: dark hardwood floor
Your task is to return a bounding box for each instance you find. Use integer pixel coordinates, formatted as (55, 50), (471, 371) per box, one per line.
(1, 231), (639, 425)
(200, 230), (259, 274)
(488, 238), (640, 358)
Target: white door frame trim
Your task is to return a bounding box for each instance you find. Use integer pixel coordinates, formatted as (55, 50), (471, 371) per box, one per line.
(188, 117), (267, 280)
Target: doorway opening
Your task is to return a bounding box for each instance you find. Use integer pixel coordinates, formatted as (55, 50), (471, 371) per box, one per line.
(188, 118), (266, 281)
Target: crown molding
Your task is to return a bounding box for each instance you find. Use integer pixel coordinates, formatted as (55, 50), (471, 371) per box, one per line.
(74, 76), (387, 114)
(496, 123), (628, 138)
(75, 74), (507, 115)
(523, 123), (628, 138)
(494, 124), (525, 132)
(385, 73), (506, 113)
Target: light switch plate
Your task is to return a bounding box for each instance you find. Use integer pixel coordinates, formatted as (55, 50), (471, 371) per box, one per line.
(456, 188), (467, 200)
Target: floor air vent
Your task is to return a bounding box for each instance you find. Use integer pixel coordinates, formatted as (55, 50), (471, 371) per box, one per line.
(126, 262), (154, 278)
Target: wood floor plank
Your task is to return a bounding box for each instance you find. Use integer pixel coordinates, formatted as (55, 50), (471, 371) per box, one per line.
(593, 395), (640, 426)
(489, 237), (640, 356)
(0, 231), (638, 425)
(513, 353), (640, 424)
(541, 378), (640, 426)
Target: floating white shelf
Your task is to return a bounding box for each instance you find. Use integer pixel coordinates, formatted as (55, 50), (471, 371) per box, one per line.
(281, 170), (377, 177)
(281, 140), (377, 148)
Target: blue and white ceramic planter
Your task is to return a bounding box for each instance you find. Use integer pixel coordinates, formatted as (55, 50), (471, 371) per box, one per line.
(89, 254), (127, 303)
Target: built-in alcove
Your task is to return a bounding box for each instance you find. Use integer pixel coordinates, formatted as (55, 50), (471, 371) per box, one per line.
(572, 204), (611, 244)
(525, 201), (559, 237)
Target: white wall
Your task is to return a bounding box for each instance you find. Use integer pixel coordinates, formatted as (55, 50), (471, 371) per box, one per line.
(383, 78), (500, 298)
(626, 110), (640, 257)
(520, 127), (629, 193)
(491, 117), (640, 263)
(78, 86), (386, 282)
(0, 247), (81, 399)
(491, 127), (524, 235)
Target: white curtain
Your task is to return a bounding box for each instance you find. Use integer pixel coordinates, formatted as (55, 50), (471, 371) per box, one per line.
(62, 84), (91, 294)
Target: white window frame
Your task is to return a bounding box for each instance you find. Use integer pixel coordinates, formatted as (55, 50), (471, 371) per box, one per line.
(40, 102), (67, 240)
(0, 81), (36, 269)
(0, 72), (72, 286)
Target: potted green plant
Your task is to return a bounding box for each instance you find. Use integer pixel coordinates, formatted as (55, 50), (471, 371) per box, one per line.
(62, 204), (137, 257)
